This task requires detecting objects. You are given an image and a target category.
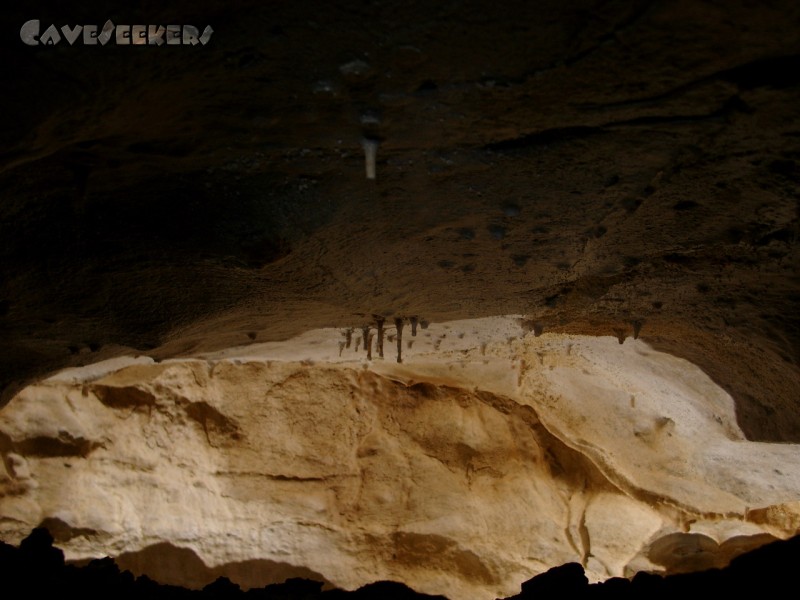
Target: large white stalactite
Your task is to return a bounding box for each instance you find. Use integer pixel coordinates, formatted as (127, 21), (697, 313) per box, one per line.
(1, 316), (799, 600)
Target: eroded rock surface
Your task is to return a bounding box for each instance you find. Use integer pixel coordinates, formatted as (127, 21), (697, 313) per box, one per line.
(2, 318), (798, 600)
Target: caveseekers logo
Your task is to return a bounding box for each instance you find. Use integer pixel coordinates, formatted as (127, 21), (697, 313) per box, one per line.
(20, 19), (214, 46)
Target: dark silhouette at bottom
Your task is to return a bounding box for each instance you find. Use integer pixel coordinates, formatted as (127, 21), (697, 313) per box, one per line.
(2, 528), (799, 599)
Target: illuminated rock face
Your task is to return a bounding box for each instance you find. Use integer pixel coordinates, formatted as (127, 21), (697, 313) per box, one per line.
(1, 317), (799, 600)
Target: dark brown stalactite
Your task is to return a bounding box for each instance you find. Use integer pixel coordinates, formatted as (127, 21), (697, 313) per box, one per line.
(395, 318), (405, 364)
(374, 316), (385, 359)
(362, 326), (370, 354)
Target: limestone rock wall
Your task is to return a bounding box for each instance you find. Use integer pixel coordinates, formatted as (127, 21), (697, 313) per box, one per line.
(1, 319), (799, 600)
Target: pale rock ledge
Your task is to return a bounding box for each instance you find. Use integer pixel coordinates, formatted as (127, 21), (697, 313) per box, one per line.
(1, 316), (798, 600)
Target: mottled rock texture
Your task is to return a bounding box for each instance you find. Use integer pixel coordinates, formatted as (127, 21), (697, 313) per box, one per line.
(2, 322), (798, 599)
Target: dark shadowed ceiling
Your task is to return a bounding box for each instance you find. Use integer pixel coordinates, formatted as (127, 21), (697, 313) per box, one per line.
(1, 0), (798, 440)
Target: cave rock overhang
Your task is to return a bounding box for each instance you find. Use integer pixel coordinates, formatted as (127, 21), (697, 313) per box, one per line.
(1, 316), (799, 600)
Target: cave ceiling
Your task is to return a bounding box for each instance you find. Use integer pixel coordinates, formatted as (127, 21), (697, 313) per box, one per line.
(1, 0), (799, 442)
